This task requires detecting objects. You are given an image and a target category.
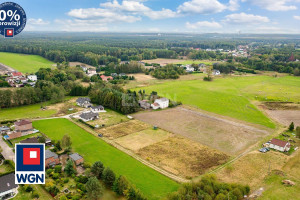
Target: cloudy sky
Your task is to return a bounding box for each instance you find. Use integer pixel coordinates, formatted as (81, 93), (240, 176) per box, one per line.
(12, 0), (300, 33)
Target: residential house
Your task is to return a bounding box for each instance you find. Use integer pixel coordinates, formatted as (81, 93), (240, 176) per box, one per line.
(151, 98), (169, 109)
(80, 65), (87, 72)
(5, 131), (22, 140)
(87, 68), (97, 76)
(139, 100), (151, 109)
(269, 138), (291, 152)
(151, 102), (160, 110)
(90, 105), (105, 113)
(111, 73), (118, 77)
(8, 72), (23, 79)
(76, 97), (92, 108)
(69, 153), (84, 165)
(0, 173), (18, 199)
(198, 63), (206, 72)
(100, 75), (113, 81)
(45, 150), (60, 168)
(20, 137), (39, 144)
(0, 126), (10, 135)
(185, 65), (194, 73)
(27, 75), (37, 82)
(15, 120), (33, 134)
(79, 111), (99, 122)
(212, 70), (221, 76)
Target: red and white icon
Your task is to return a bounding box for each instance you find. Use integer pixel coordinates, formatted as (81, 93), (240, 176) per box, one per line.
(23, 148), (40, 165)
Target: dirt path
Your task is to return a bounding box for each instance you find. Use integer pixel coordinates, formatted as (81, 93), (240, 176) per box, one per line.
(69, 118), (189, 183)
(0, 63), (15, 73)
(0, 138), (15, 162)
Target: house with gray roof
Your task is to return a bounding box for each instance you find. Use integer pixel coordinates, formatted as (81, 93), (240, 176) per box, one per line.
(0, 126), (10, 135)
(76, 97), (92, 108)
(45, 150), (60, 168)
(90, 105), (105, 113)
(79, 111), (99, 122)
(69, 153), (84, 165)
(0, 173), (18, 199)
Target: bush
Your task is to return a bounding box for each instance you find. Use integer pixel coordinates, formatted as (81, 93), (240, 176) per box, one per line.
(25, 185), (33, 192)
(203, 76), (213, 81)
(113, 176), (130, 196)
(289, 122), (294, 131)
(31, 191), (39, 199)
(91, 161), (104, 179)
(54, 165), (62, 173)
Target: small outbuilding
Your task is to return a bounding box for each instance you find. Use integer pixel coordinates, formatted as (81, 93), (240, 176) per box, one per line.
(69, 153), (84, 165)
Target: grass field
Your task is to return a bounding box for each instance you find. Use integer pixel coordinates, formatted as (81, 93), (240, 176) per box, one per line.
(87, 109), (129, 127)
(33, 119), (179, 200)
(0, 103), (57, 122)
(134, 76), (300, 128)
(0, 52), (54, 73)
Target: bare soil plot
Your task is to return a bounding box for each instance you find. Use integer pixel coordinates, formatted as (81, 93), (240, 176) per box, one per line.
(47, 98), (82, 116)
(133, 107), (270, 155)
(137, 136), (229, 178)
(69, 62), (95, 69)
(128, 73), (156, 81)
(114, 128), (172, 151)
(216, 151), (289, 189)
(98, 120), (150, 139)
(141, 59), (185, 66)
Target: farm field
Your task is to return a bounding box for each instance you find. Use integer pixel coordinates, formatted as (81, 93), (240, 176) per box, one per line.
(134, 75), (300, 128)
(141, 58), (214, 66)
(33, 118), (179, 200)
(133, 107), (270, 155)
(97, 120), (150, 139)
(137, 136), (229, 178)
(0, 52), (54, 73)
(0, 103), (56, 122)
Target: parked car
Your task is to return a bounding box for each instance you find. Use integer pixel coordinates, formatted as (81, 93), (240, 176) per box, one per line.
(259, 147), (270, 153)
(98, 134), (103, 137)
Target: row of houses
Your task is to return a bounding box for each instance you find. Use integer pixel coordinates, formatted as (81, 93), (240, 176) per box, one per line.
(180, 64), (221, 75)
(139, 98), (169, 110)
(4, 72), (37, 88)
(76, 97), (105, 122)
(1, 120), (36, 140)
(45, 150), (84, 168)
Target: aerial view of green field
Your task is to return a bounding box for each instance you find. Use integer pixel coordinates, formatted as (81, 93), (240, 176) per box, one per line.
(33, 118), (179, 200)
(0, 52), (54, 73)
(134, 75), (300, 128)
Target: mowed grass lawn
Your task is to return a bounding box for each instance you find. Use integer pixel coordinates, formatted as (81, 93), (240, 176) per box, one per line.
(33, 119), (179, 200)
(0, 52), (54, 73)
(134, 76), (300, 128)
(0, 103), (56, 122)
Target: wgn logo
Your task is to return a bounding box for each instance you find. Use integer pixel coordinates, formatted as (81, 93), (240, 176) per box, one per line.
(15, 144), (45, 184)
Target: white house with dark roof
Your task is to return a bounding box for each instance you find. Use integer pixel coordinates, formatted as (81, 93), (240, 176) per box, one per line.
(90, 105), (105, 113)
(76, 97), (92, 108)
(0, 173), (18, 199)
(79, 111), (99, 122)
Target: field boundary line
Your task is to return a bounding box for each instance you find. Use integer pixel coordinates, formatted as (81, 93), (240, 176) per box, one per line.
(68, 118), (189, 183)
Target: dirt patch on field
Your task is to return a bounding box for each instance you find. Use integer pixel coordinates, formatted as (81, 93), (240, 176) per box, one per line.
(261, 102), (300, 110)
(47, 98), (82, 116)
(137, 136), (229, 178)
(141, 59), (185, 66)
(69, 62), (95, 69)
(264, 110), (300, 127)
(216, 151), (289, 189)
(114, 128), (172, 151)
(133, 107), (269, 155)
(128, 73), (156, 81)
(98, 120), (150, 139)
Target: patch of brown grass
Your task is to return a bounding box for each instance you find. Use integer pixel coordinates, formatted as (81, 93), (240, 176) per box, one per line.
(137, 136), (229, 178)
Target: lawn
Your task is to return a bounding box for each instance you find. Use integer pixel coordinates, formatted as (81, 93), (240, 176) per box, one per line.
(134, 76), (300, 128)
(0, 52), (54, 73)
(87, 109), (129, 127)
(33, 118), (179, 200)
(0, 103), (56, 122)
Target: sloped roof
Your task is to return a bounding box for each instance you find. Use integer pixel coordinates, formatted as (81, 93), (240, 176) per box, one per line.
(79, 111), (99, 120)
(20, 137), (39, 144)
(76, 97), (91, 104)
(15, 120), (31, 126)
(0, 173), (18, 193)
(270, 138), (289, 148)
(69, 153), (83, 161)
(45, 150), (58, 159)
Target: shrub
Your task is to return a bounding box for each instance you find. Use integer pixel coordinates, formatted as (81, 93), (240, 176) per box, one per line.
(25, 185), (33, 192)
(289, 122), (294, 131)
(102, 167), (116, 187)
(31, 191), (39, 199)
(113, 176), (130, 196)
(91, 161), (104, 179)
(54, 165), (62, 173)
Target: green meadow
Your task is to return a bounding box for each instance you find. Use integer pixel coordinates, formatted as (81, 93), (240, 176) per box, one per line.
(134, 75), (300, 128)
(33, 118), (179, 200)
(0, 52), (54, 73)
(0, 103), (56, 122)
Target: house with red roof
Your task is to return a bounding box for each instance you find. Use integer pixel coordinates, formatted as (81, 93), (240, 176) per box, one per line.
(8, 71), (24, 78)
(100, 75), (113, 81)
(269, 138), (291, 152)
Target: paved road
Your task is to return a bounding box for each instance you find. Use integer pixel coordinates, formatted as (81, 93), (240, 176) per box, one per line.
(0, 138), (15, 162)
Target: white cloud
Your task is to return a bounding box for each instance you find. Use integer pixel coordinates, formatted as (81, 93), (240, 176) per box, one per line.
(144, 9), (178, 20)
(224, 12), (269, 24)
(186, 21), (222, 29)
(178, 0), (227, 14)
(228, 0), (240, 11)
(28, 18), (50, 25)
(294, 16), (300, 20)
(54, 19), (109, 32)
(242, 0), (297, 11)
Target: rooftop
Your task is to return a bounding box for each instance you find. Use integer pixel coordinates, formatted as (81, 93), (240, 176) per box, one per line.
(270, 138), (289, 148)
(69, 153), (83, 161)
(20, 137), (39, 144)
(0, 173), (18, 194)
(15, 120), (31, 126)
(45, 150), (58, 159)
